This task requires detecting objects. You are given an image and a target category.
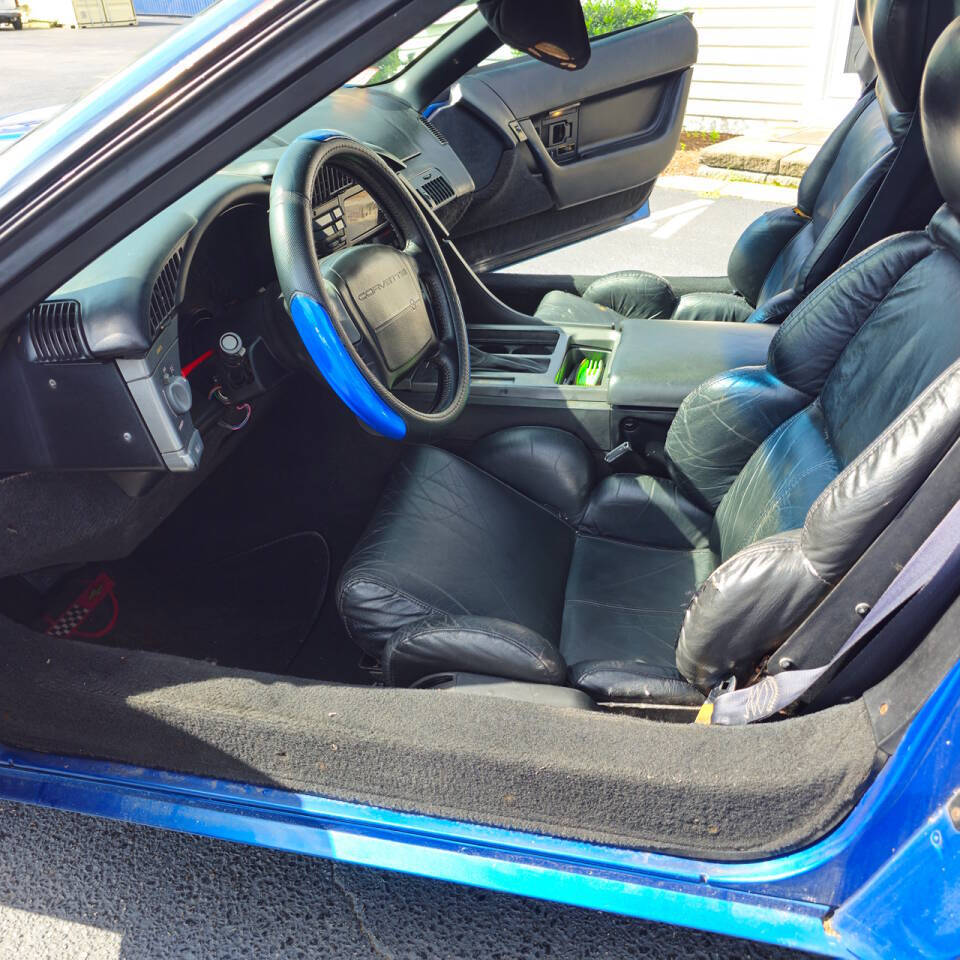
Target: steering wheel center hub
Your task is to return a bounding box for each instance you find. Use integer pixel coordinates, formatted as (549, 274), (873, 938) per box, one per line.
(321, 245), (436, 385)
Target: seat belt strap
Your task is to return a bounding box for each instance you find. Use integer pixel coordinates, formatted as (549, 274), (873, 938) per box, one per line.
(701, 497), (960, 726)
(842, 110), (929, 263)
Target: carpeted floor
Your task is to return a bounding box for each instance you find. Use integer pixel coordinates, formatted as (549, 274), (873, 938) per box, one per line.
(2, 373), (403, 683)
(32, 532), (328, 674)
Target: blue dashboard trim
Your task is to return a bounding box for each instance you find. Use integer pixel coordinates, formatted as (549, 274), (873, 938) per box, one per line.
(300, 129), (345, 142)
(289, 293), (405, 439)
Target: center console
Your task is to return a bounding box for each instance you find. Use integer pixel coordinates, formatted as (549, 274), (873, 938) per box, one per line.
(405, 240), (778, 458)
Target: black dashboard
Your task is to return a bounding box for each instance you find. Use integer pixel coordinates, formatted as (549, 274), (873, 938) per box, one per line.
(0, 87), (475, 475)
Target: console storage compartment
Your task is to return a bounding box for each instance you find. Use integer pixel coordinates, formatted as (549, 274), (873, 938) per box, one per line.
(609, 317), (776, 410)
(555, 344), (611, 387)
(469, 327), (560, 375)
(399, 322), (619, 451)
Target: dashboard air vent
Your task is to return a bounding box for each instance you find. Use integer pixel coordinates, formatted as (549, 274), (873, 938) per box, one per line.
(417, 175), (455, 209)
(418, 113), (448, 145)
(149, 245), (184, 339)
(313, 165), (354, 206)
(28, 300), (90, 362)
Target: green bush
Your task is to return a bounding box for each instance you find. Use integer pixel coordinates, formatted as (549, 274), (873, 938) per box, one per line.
(581, 0), (659, 37)
(367, 48), (403, 85)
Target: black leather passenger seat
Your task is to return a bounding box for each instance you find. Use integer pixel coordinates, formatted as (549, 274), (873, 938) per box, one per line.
(534, 0), (958, 330)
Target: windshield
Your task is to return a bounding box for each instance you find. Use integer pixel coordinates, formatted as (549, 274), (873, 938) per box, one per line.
(349, 0), (664, 85)
(349, 4), (478, 86)
(0, 0), (662, 146)
(0, 5), (479, 143)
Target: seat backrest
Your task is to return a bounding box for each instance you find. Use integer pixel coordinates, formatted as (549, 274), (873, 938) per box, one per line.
(664, 16), (960, 690)
(726, 0), (958, 311)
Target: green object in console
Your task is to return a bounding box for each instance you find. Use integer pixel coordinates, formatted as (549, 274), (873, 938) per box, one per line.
(576, 357), (604, 386)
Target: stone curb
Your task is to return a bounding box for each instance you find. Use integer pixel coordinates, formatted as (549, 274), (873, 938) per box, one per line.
(697, 164), (802, 189)
(700, 133), (827, 181)
(658, 174), (800, 204)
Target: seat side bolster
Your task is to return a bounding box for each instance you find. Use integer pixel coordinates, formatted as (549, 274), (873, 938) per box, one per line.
(535, 290), (623, 327)
(789, 148), (897, 297)
(803, 359), (960, 580)
(746, 287), (803, 325)
(768, 230), (934, 396)
(664, 366), (811, 511)
(383, 615), (566, 687)
(675, 530), (829, 690)
(469, 426), (595, 520)
(672, 292), (754, 324)
(797, 89), (877, 210)
(726, 206), (809, 307)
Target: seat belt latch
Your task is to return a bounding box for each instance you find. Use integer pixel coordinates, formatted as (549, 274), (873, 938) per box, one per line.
(695, 676), (737, 725)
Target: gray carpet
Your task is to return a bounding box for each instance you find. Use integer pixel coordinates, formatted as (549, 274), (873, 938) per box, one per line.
(0, 614), (880, 860)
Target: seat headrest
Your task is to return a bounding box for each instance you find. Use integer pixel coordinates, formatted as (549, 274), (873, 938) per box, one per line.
(857, 0), (959, 122)
(921, 17), (960, 212)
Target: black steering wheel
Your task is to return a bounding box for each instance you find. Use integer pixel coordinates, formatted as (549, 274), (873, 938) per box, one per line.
(268, 134), (470, 440)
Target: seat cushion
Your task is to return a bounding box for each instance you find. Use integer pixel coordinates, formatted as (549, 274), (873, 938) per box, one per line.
(580, 270), (679, 319)
(339, 438), (720, 693)
(561, 535), (717, 670)
(338, 445), (574, 656)
(578, 474), (714, 549)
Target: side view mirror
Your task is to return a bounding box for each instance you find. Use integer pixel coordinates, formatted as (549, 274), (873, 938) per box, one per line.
(476, 0), (591, 70)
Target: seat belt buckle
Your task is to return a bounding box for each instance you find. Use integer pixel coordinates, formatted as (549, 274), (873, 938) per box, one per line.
(695, 676), (736, 725)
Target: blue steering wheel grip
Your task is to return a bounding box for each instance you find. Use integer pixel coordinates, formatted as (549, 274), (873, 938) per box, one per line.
(285, 132), (407, 439)
(289, 294), (406, 440)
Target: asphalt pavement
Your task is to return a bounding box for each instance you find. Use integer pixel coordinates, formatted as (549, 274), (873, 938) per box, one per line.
(505, 180), (785, 278)
(0, 19), (183, 116)
(0, 801), (814, 960)
(0, 21), (807, 960)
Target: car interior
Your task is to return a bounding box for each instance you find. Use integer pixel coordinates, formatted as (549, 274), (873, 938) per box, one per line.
(1, 0), (960, 860)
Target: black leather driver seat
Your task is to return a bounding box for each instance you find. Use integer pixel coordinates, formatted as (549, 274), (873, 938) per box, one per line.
(534, 0), (957, 330)
(338, 17), (960, 701)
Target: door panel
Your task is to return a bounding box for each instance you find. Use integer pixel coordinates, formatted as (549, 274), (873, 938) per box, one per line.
(432, 13), (698, 270)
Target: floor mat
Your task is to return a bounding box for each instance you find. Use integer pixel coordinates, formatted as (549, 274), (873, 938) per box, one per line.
(35, 533), (329, 673)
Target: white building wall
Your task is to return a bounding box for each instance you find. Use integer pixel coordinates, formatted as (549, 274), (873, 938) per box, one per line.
(661, 0), (861, 132)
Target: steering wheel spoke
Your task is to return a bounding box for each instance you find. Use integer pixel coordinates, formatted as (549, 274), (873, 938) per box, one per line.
(402, 236), (434, 275)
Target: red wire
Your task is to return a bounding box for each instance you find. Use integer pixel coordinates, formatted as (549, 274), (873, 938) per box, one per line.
(181, 349), (215, 378)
